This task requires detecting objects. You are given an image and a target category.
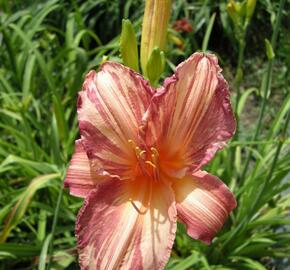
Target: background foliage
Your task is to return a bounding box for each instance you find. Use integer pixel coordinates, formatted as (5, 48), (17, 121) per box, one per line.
(0, 0), (289, 269)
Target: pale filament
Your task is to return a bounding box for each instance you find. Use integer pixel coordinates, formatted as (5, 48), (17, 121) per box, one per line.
(129, 199), (149, 215)
(129, 178), (153, 215)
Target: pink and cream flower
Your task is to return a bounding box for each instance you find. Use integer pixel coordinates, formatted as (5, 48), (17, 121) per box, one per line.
(65, 52), (237, 270)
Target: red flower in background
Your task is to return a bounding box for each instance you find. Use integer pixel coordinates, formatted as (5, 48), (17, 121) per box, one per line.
(173, 18), (193, 33)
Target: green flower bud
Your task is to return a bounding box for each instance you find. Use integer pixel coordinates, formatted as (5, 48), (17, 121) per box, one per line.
(120, 19), (139, 72)
(265, 39), (275, 60)
(140, 0), (171, 77)
(146, 47), (165, 86)
(246, 0), (257, 20)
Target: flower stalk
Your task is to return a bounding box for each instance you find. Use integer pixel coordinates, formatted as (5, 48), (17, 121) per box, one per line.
(227, 0), (256, 139)
(227, 0), (256, 177)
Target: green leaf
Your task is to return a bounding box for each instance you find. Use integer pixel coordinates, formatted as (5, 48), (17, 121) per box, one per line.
(266, 93), (290, 140)
(168, 252), (200, 270)
(26, 0), (59, 40)
(22, 54), (36, 100)
(237, 87), (257, 116)
(202, 12), (216, 52)
(0, 155), (58, 174)
(0, 173), (60, 242)
(38, 234), (52, 270)
(230, 256), (267, 270)
(52, 95), (69, 142)
(235, 146), (241, 174)
(0, 243), (40, 258)
(9, 23), (56, 92)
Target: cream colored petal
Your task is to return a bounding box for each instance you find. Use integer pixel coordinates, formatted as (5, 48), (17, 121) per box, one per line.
(64, 140), (96, 198)
(76, 178), (177, 270)
(173, 170), (236, 244)
(78, 62), (154, 180)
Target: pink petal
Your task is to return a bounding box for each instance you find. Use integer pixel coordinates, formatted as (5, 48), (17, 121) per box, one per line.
(76, 178), (176, 270)
(172, 170), (236, 244)
(145, 53), (236, 177)
(78, 62), (153, 180)
(64, 140), (96, 198)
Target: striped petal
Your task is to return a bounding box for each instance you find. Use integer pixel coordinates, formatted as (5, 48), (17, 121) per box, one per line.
(76, 178), (176, 270)
(78, 62), (153, 180)
(146, 53), (235, 177)
(64, 140), (96, 198)
(172, 170), (236, 244)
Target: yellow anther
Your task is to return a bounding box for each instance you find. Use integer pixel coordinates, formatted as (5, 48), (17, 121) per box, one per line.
(150, 147), (159, 157)
(128, 141), (146, 160)
(128, 139), (136, 148)
(139, 150), (146, 158)
(135, 147), (142, 157)
(145, 160), (156, 169)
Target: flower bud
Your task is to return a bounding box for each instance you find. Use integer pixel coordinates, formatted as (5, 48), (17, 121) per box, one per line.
(246, 0), (257, 20)
(120, 19), (139, 72)
(146, 47), (165, 86)
(140, 0), (171, 76)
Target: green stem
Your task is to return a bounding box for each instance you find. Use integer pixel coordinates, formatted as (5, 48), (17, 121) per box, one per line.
(249, 110), (289, 215)
(229, 36), (245, 178)
(233, 38), (245, 140)
(46, 181), (64, 270)
(240, 0), (286, 182)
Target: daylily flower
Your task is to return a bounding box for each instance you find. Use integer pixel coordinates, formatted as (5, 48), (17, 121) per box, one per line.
(65, 52), (237, 270)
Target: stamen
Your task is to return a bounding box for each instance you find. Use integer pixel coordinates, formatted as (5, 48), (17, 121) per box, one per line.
(128, 140), (146, 160)
(127, 140), (160, 182)
(129, 179), (153, 215)
(151, 153), (157, 165)
(139, 150), (146, 158)
(128, 139), (136, 148)
(150, 147), (159, 157)
(129, 199), (149, 214)
(145, 160), (156, 169)
(135, 146), (141, 155)
(135, 147), (146, 159)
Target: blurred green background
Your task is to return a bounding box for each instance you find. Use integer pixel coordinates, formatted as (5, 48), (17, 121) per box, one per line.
(0, 0), (289, 269)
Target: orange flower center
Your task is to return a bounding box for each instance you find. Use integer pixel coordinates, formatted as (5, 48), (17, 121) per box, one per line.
(128, 139), (161, 182)
(128, 139), (187, 183)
